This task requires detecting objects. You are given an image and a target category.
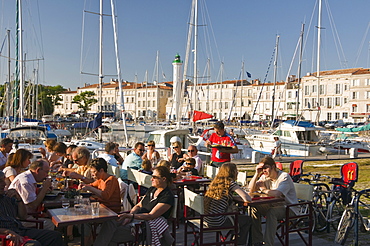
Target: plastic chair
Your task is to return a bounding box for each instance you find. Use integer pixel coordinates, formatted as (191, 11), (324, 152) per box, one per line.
(289, 160), (304, 182)
(275, 161), (283, 171)
(236, 171), (247, 186)
(183, 187), (239, 246)
(205, 165), (219, 179)
(107, 165), (120, 178)
(275, 183), (314, 246)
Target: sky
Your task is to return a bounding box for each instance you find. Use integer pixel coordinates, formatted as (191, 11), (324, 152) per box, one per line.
(1, 0), (370, 90)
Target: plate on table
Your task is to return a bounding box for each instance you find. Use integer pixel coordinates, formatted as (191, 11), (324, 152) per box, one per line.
(80, 192), (93, 198)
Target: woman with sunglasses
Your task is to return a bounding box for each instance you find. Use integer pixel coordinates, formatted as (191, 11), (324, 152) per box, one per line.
(168, 141), (185, 169)
(142, 140), (161, 166)
(94, 166), (175, 245)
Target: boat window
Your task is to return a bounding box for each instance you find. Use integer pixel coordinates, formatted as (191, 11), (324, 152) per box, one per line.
(283, 131), (291, 137)
(147, 134), (161, 145)
(273, 130), (282, 136)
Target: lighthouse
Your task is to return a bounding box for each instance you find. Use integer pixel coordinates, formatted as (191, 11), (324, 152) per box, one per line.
(172, 54), (183, 122)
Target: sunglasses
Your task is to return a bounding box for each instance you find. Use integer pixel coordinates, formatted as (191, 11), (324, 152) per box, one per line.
(173, 146), (179, 149)
(152, 175), (162, 179)
(188, 150), (195, 152)
(73, 156), (83, 163)
(137, 149), (145, 152)
(147, 145), (154, 147)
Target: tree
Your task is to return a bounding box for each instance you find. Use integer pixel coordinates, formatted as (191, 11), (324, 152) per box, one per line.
(37, 85), (66, 116)
(72, 91), (98, 116)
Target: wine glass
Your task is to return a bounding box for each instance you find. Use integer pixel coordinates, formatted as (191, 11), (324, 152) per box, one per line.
(61, 198), (70, 214)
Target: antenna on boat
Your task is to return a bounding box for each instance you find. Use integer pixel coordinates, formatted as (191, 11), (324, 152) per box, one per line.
(316, 0), (322, 125)
(271, 35), (280, 124)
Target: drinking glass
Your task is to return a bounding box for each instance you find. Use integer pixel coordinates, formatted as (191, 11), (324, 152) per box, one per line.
(61, 198), (70, 214)
(74, 195), (83, 211)
(91, 202), (100, 216)
(81, 198), (91, 213)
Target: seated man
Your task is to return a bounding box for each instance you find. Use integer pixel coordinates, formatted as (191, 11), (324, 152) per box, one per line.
(8, 159), (51, 214)
(0, 170), (63, 246)
(248, 156), (298, 246)
(98, 142), (119, 167)
(121, 142), (145, 180)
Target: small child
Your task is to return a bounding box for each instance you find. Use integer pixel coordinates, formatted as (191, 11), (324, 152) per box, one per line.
(140, 160), (153, 175)
(178, 158), (199, 176)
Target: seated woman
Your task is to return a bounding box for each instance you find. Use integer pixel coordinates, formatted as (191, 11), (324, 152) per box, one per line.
(79, 158), (121, 246)
(93, 166), (175, 246)
(168, 141), (185, 169)
(3, 149), (33, 190)
(80, 158), (121, 213)
(142, 140), (161, 166)
(204, 162), (252, 246)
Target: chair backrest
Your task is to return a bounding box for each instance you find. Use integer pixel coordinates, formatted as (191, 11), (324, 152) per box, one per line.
(127, 167), (136, 183)
(132, 169), (152, 188)
(184, 187), (204, 214)
(107, 165), (120, 178)
(236, 171), (247, 186)
(289, 160), (304, 182)
(341, 162), (358, 185)
(170, 195), (178, 219)
(275, 161), (283, 171)
(294, 183), (313, 201)
(206, 165), (219, 179)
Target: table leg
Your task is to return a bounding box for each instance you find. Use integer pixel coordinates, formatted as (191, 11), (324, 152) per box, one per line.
(81, 224), (85, 246)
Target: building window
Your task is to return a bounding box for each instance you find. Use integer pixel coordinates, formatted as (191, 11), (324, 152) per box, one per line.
(288, 91), (292, 98)
(335, 112), (340, 120)
(312, 85), (317, 93)
(352, 79), (360, 86)
(148, 101), (150, 107)
(352, 92), (358, 99)
(247, 89), (252, 97)
(327, 112), (332, 121)
(304, 98), (309, 108)
(367, 91), (370, 99)
(327, 98), (332, 108)
(343, 112), (348, 119)
(344, 84), (349, 91)
(304, 86), (309, 95)
(366, 79), (370, 86)
(138, 101), (141, 107)
(335, 97), (341, 106)
(168, 92), (171, 97)
(214, 93), (217, 99)
(148, 92), (151, 97)
(335, 84), (341, 94)
(225, 102), (228, 109)
(153, 101), (155, 107)
(138, 92), (141, 97)
(160, 91), (164, 96)
(319, 98), (324, 106)
(367, 105), (370, 112)
(319, 85), (325, 95)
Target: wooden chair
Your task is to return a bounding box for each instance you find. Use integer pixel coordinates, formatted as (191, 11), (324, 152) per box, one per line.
(205, 165), (219, 179)
(289, 160), (304, 182)
(275, 183), (314, 246)
(131, 169), (152, 201)
(236, 171), (247, 186)
(168, 195), (178, 246)
(183, 187), (239, 246)
(127, 167), (136, 183)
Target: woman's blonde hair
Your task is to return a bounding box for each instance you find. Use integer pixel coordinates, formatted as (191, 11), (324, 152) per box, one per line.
(172, 141), (182, 149)
(205, 163), (238, 203)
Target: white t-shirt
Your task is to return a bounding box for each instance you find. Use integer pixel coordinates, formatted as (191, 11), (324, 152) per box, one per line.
(258, 170), (298, 212)
(8, 170), (37, 208)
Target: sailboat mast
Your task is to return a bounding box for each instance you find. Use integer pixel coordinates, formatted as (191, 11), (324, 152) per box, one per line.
(99, 0), (104, 116)
(7, 30), (11, 120)
(18, 0), (24, 123)
(155, 50), (159, 122)
(192, 0), (198, 130)
(271, 35), (279, 123)
(316, 0), (322, 124)
(296, 23), (305, 121)
(110, 0), (128, 145)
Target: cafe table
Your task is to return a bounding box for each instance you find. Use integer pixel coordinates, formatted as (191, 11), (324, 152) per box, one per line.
(47, 204), (118, 245)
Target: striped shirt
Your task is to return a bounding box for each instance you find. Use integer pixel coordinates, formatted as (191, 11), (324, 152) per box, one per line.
(0, 195), (23, 233)
(204, 181), (238, 227)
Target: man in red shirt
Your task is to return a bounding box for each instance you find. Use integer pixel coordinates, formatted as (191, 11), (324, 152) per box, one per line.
(205, 121), (239, 167)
